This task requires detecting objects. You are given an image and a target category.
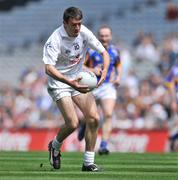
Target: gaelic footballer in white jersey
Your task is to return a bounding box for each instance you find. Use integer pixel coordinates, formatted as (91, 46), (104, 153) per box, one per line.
(43, 7), (110, 172)
(43, 24), (105, 91)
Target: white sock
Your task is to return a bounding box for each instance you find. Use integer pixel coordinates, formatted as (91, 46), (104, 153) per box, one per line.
(52, 137), (62, 156)
(84, 151), (95, 166)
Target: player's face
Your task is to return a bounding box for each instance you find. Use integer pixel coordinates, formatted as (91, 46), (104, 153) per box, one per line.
(64, 18), (82, 37)
(98, 28), (112, 48)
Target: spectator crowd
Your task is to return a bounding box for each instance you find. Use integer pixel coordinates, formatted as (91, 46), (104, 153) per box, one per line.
(0, 31), (178, 131)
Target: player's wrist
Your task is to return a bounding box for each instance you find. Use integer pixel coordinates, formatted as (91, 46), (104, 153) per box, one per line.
(101, 69), (107, 75)
(101, 69), (107, 77)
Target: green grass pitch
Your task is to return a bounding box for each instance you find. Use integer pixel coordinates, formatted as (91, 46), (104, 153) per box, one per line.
(0, 151), (178, 180)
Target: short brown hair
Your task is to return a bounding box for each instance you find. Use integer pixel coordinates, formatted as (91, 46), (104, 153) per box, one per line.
(63, 7), (83, 22)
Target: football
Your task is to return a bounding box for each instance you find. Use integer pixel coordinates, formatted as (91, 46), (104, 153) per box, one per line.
(77, 70), (97, 89)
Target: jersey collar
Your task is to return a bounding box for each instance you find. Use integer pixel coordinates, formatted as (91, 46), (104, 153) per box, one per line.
(60, 24), (69, 38)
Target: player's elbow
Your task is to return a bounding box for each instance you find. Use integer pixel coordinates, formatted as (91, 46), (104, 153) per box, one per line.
(45, 64), (52, 76)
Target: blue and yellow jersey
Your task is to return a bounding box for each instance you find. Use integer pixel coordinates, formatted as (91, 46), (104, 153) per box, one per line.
(85, 44), (121, 83)
(165, 65), (178, 92)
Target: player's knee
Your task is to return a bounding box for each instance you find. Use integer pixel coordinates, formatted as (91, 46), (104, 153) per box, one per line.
(105, 113), (112, 120)
(67, 120), (79, 130)
(87, 113), (99, 128)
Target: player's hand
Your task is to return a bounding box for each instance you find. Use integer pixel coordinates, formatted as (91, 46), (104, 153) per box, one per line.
(112, 78), (121, 87)
(97, 69), (107, 87)
(70, 77), (91, 93)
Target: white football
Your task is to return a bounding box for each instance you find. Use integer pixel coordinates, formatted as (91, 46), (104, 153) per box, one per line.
(77, 70), (97, 89)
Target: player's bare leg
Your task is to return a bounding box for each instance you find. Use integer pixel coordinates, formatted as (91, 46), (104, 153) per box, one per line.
(49, 96), (79, 169)
(73, 93), (101, 171)
(56, 97), (79, 141)
(99, 99), (116, 155)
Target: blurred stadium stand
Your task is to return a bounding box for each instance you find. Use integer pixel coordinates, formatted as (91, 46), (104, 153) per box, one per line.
(0, 0), (42, 11)
(0, 0), (178, 85)
(0, 0), (178, 136)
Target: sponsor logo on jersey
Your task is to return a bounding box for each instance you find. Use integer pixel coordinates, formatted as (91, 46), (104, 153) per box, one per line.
(65, 49), (71, 55)
(73, 42), (80, 50)
(70, 54), (81, 64)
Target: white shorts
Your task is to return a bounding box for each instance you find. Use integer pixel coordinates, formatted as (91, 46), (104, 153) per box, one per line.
(47, 73), (81, 101)
(47, 86), (80, 101)
(92, 82), (117, 100)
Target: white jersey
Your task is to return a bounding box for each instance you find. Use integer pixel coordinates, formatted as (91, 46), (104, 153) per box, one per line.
(43, 24), (105, 89)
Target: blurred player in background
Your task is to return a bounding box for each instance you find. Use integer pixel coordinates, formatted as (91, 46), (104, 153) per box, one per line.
(78, 25), (122, 155)
(43, 7), (109, 171)
(165, 62), (178, 151)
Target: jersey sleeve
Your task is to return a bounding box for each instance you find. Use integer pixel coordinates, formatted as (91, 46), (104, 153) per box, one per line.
(111, 47), (121, 67)
(83, 26), (105, 53)
(42, 37), (59, 65)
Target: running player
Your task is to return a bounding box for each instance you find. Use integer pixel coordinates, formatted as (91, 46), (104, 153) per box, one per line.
(43, 7), (110, 171)
(78, 25), (122, 155)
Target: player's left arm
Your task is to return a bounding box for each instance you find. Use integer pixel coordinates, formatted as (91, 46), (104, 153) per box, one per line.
(97, 50), (110, 87)
(111, 47), (122, 86)
(113, 58), (122, 87)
